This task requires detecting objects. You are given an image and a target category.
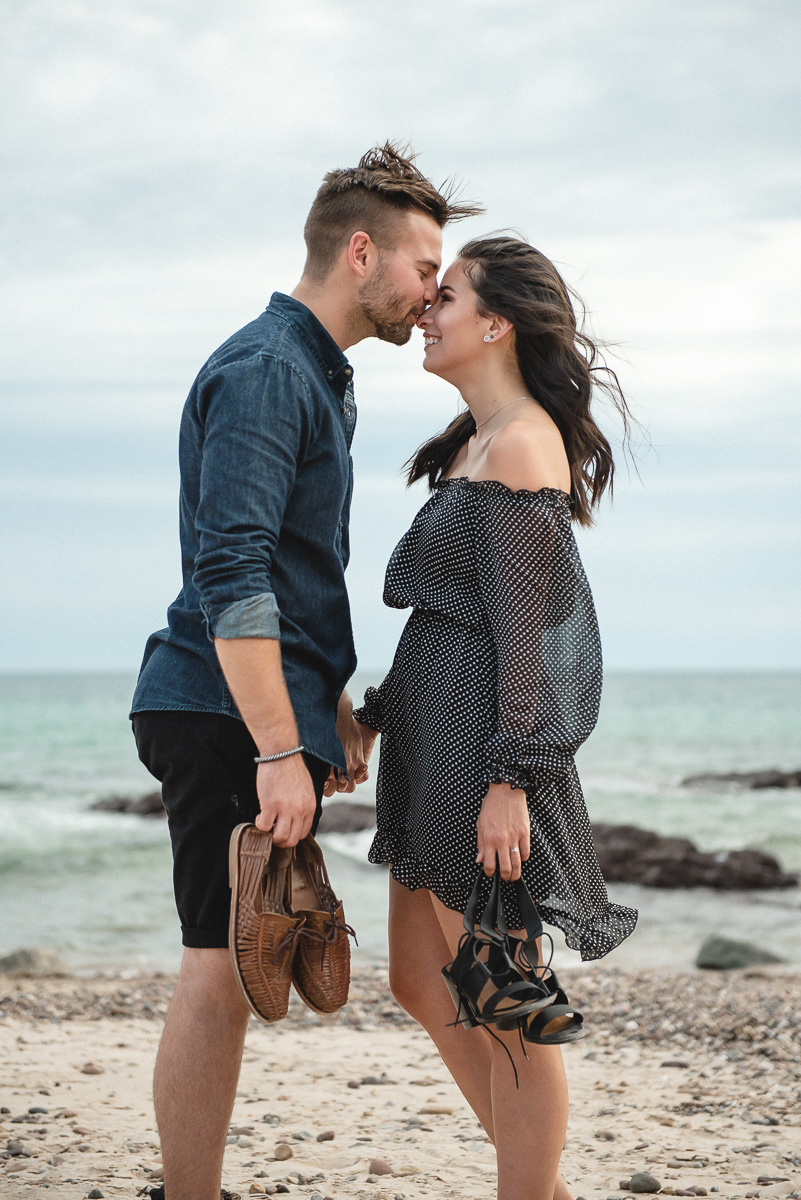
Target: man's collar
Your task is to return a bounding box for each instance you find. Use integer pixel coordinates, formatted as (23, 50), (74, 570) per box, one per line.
(267, 292), (353, 385)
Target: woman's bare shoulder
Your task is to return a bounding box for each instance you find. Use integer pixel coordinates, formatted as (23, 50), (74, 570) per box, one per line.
(481, 418), (570, 493)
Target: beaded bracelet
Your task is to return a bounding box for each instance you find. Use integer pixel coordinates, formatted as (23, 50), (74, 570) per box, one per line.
(253, 746), (305, 764)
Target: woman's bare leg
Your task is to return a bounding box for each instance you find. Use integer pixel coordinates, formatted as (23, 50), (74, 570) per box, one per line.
(388, 875), (496, 1137)
(388, 877), (573, 1200)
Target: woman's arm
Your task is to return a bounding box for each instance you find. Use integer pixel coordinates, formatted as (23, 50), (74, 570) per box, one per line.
(473, 434), (601, 880)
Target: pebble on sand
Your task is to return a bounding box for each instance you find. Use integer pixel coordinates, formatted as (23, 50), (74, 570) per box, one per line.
(87, 1190), (105, 1199)
(316, 1130), (335, 1142)
(629, 1171), (663, 1193)
(79, 1062), (105, 1075)
(369, 1158), (394, 1176)
(274, 1143), (293, 1161)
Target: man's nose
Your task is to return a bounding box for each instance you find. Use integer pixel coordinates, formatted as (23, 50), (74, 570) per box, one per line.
(422, 276), (439, 307)
(417, 298), (437, 328)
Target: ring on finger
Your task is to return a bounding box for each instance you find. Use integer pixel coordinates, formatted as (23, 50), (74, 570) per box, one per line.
(511, 847), (520, 855)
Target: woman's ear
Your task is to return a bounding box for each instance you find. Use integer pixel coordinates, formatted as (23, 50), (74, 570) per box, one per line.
(485, 314), (514, 342)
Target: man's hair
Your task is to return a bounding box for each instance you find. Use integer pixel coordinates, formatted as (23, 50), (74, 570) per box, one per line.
(302, 141), (483, 281)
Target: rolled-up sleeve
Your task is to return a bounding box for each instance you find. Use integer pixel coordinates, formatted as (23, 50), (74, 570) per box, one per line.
(191, 354), (313, 640)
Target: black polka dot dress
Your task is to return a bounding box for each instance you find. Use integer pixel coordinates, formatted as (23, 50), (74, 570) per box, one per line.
(353, 477), (637, 961)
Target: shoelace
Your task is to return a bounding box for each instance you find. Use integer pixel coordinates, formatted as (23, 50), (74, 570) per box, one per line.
(272, 914), (358, 965)
(272, 918), (308, 965)
(320, 915), (358, 947)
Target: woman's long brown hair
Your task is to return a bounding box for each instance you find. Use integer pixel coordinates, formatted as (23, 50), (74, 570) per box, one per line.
(406, 236), (633, 526)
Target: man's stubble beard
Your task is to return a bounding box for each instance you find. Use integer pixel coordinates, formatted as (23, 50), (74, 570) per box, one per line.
(357, 260), (415, 346)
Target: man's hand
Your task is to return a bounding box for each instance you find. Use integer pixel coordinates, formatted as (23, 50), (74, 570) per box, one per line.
(323, 692), (378, 797)
(213, 636), (316, 846)
(255, 752), (317, 846)
(476, 782), (531, 882)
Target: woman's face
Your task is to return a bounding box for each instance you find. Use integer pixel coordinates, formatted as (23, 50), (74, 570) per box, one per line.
(417, 258), (488, 381)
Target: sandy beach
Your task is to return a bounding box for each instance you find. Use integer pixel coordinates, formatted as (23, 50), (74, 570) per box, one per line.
(1, 965), (799, 1200)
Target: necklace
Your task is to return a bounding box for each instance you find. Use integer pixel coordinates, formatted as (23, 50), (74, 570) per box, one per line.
(474, 395), (532, 431)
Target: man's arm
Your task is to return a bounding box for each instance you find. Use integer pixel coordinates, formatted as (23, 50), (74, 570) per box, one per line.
(190, 356), (318, 846)
(215, 637), (316, 847)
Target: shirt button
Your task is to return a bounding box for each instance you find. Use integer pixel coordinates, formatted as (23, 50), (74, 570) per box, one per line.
(344, 367), (353, 378)
(327, 369), (334, 377)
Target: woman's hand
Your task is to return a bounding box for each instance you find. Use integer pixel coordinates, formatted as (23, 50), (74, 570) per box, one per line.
(476, 782), (531, 881)
(323, 692), (378, 797)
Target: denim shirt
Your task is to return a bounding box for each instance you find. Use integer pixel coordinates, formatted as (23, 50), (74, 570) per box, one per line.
(131, 292), (358, 769)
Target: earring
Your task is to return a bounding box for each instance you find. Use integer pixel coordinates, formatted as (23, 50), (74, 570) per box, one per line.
(483, 334), (494, 343)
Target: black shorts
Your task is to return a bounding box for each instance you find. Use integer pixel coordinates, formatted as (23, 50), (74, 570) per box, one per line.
(132, 711), (330, 949)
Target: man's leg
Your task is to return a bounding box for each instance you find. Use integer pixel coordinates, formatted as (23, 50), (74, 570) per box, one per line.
(132, 713), (331, 1200)
(154, 948), (250, 1200)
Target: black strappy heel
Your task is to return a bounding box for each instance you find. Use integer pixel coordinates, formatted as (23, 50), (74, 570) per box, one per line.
(441, 871), (555, 1031)
(506, 877), (586, 1046)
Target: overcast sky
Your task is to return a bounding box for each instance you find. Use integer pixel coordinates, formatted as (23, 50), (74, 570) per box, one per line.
(2, 0), (799, 673)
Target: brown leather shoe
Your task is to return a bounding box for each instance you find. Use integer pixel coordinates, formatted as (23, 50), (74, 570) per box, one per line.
(289, 834), (353, 1014)
(228, 823), (303, 1024)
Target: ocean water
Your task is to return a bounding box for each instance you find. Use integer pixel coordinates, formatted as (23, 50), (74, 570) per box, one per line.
(0, 670), (799, 975)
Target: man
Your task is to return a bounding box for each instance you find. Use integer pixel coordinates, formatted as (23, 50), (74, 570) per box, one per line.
(131, 143), (480, 1200)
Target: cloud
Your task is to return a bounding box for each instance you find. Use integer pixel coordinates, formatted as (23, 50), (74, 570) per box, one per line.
(1, 0), (799, 670)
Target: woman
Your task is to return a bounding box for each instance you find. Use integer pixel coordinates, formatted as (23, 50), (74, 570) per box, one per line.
(352, 236), (637, 1200)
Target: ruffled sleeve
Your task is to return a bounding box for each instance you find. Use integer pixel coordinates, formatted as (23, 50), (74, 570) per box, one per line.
(352, 685), (385, 733)
(474, 484), (602, 791)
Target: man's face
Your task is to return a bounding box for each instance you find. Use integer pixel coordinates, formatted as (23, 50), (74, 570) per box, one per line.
(358, 211), (443, 345)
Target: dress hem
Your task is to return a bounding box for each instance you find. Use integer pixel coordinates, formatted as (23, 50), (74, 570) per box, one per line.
(375, 845), (638, 963)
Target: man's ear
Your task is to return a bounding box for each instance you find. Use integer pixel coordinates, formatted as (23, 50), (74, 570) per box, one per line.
(346, 230), (377, 280)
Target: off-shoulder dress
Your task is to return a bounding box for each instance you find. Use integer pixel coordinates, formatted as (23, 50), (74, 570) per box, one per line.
(353, 477), (637, 960)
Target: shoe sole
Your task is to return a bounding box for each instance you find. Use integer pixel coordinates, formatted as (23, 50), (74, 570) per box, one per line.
(228, 822), (279, 1024)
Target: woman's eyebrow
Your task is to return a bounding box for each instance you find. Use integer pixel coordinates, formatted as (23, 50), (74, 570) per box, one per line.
(438, 284), (456, 295)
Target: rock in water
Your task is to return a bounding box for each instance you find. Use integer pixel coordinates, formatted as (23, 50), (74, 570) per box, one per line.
(91, 790), (165, 816)
(696, 935), (786, 970)
(591, 823), (797, 889)
(629, 1172), (662, 1193)
(0, 948), (67, 977)
(316, 802), (377, 834)
(681, 768), (801, 789)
